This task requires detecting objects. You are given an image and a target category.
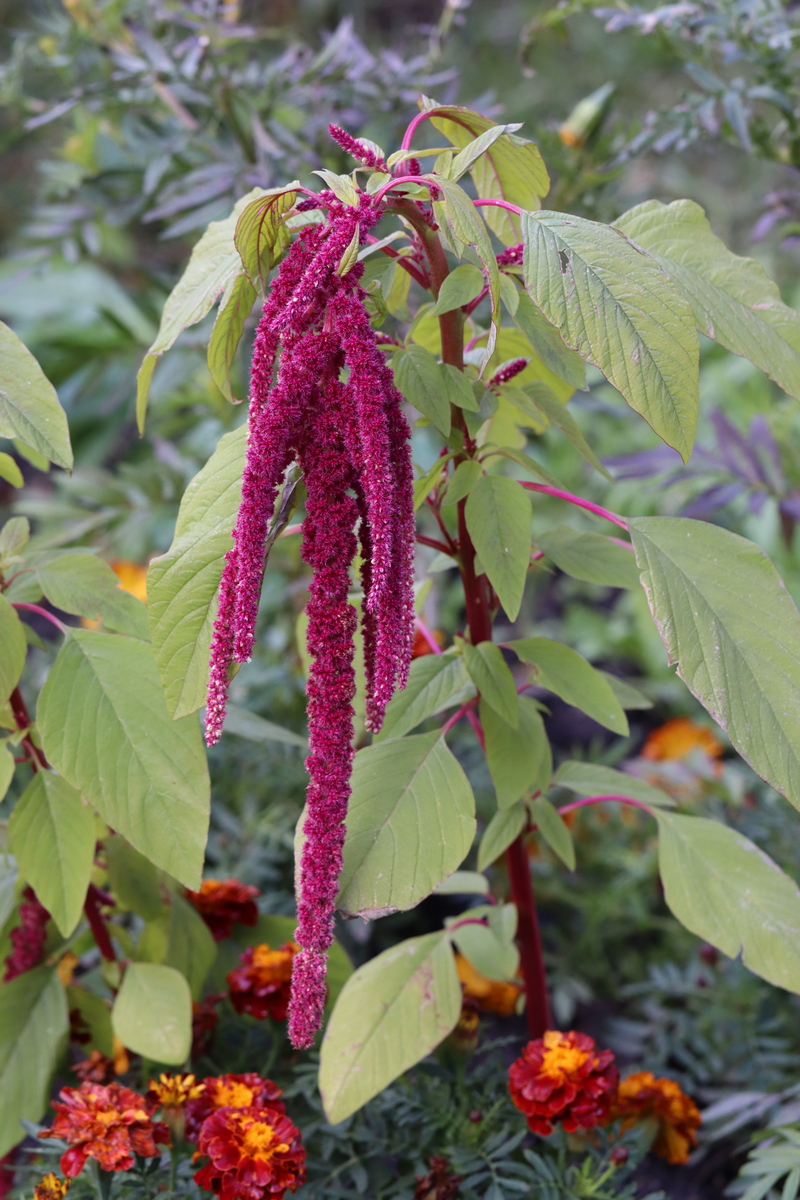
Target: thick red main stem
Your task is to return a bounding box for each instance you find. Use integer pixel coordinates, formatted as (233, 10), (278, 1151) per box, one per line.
(506, 835), (551, 1037)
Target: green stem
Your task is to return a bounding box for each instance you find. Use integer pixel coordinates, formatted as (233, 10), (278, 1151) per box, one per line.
(391, 196), (551, 1040)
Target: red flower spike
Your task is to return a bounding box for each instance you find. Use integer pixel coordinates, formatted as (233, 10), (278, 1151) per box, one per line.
(508, 1030), (619, 1137)
(327, 123), (388, 171)
(3, 886), (49, 981)
(193, 1106), (306, 1200)
(185, 879), (260, 941)
(39, 1082), (170, 1176)
(227, 942), (298, 1021)
(489, 358), (528, 389)
(185, 1074), (285, 1145)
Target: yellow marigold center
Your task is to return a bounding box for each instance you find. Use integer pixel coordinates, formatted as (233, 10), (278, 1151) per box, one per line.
(541, 1031), (591, 1079)
(214, 1081), (256, 1108)
(239, 1118), (289, 1162)
(34, 1173), (70, 1200)
(251, 943), (296, 980)
(150, 1073), (204, 1107)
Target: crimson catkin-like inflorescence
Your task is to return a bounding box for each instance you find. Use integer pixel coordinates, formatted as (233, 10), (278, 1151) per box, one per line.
(206, 187), (415, 1047)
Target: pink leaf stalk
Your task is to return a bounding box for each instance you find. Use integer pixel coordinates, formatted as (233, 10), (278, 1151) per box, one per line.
(204, 176), (416, 1047)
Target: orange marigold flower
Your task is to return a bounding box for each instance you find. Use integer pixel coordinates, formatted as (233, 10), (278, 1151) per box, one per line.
(455, 953), (522, 1017)
(227, 942), (299, 1021)
(34, 1174), (70, 1200)
(193, 1106), (306, 1200)
(185, 879), (260, 941)
(642, 717), (722, 762)
(110, 560), (148, 604)
(508, 1030), (619, 1137)
(411, 627), (445, 658)
(39, 1081), (171, 1177)
(609, 1071), (701, 1165)
(185, 1074), (284, 1144)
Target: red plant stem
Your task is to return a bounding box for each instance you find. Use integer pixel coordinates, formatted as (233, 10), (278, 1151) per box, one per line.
(84, 884), (117, 963)
(392, 196), (551, 1042)
(473, 197), (524, 216)
(416, 533), (452, 554)
(464, 286), (489, 316)
(557, 795), (654, 818)
(414, 617), (443, 655)
(520, 482), (629, 531)
(372, 175), (441, 205)
(441, 701), (475, 737)
(9, 686), (48, 771)
(12, 602), (67, 634)
(400, 109), (434, 151)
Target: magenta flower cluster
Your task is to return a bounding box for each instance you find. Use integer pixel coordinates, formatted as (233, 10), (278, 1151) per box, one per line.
(205, 176), (415, 1048)
(4, 886), (49, 982)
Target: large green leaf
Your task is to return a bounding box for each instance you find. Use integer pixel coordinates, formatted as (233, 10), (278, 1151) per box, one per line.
(336, 733), (476, 918)
(465, 475), (531, 620)
(207, 272), (257, 404)
(164, 894), (217, 1001)
(377, 652), (472, 741)
(535, 526), (640, 589)
(529, 796), (575, 870)
(511, 637), (629, 735)
(481, 695), (551, 809)
(450, 907), (519, 980)
(104, 835), (163, 921)
(38, 630), (210, 888)
(432, 264), (485, 316)
(392, 345), (450, 436)
(0, 322), (72, 470)
(629, 516), (800, 812)
(233, 185), (298, 296)
(553, 760), (675, 808)
(513, 291), (586, 390)
(462, 640), (519, 727)
(0, 857), (17, 931)
(0, 594), (26, 706)
(112, 962), (191, 1064)
(0, 967), (69, 1156)
(521, 211), (699, 461)
(656, 811), (800, 992)
(9, 772), (95, 937)
(0, 747), (13, 802)
(477, 801), (527, 871)
(148, 424), (246, 719)
(136, 187), (269, 430)
(616, 199), (800, 400)
(319, 932), (461, 1122)
(35, 555), (149, 638)
(424, 101), (550, 244)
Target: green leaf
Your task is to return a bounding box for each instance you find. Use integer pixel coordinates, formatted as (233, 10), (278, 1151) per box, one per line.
(148, 424), (245, 719)
(530, 796), (575, 870)
(522, 383), (610, 478)
(462, 640), (519, 727)
(38, 630), (210, 888)
(0, 595), (26, 706)
(207, 272), (257, 403)
(535, 526), (639, 589)
(477, 801), (527, 871)
(0, 967), (69, 1157)
(136, 187), (271, 430)
(393, 345), (450, 436)
(112, 962), (191, 1065)
(449, 124), (522, 181)
(655, 811), (800, 992)
(465, 475), (531, 620)
(164, 894), (217, 1001)
(35, 555), (149, 638)
(320, 931), (460, 1122)
(0, 453), (22, 488)
(0, 321), (72, 470)
(630, 515), (800, 812)
(311, 170), (360, 207)
(0, 517), (29, 564)
(0, 746), (13, 801)
(336, 733), (476, 918)
(224, 703), (307, 748)
(554, 760), (675, 808)
(521, 211), (699, 461)
(600, 672), (653, 710)
(442, 460), (483, 507)
(233, 185), (298, 295)
(441, 364), (480, 411)
(430, 178), (500, 367)
(377, 652), (472, 741)
(433, 871), (490, 895)
(513, 291), (586, 390)
(8, 772), (95, 937)
(481, 695), (551, 809)
(490, 445), (560, 488)
(65, 986), (113, 1057)
(616, 199), (800, 400)
(104, 835), (163, 921)
(426, 101), (550, 244)
(432, 264), (485, 316)
(511, 637), (629, 735)
(450, 914), (519, 980)
(0, 858), (17, 931)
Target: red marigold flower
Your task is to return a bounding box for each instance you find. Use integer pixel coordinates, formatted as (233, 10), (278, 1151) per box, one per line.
(508, 1030), (619, 1137)
(33, 1174), (70, 1200)
(608, 1071), (701, 1165)
(185, 879), (260, 941)
(185, 1074), (285, 1144)
(193, 1106), (306, 1200)
(39, 1081), (171, 1177)
(227, 942), (298, 1022)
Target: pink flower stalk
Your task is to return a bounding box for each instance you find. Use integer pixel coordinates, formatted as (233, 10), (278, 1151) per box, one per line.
(205, 180), (415, 1047)
(4, 886), (50, 982)
(328, 123), (388, 171)
(490, 358), (528, 388)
